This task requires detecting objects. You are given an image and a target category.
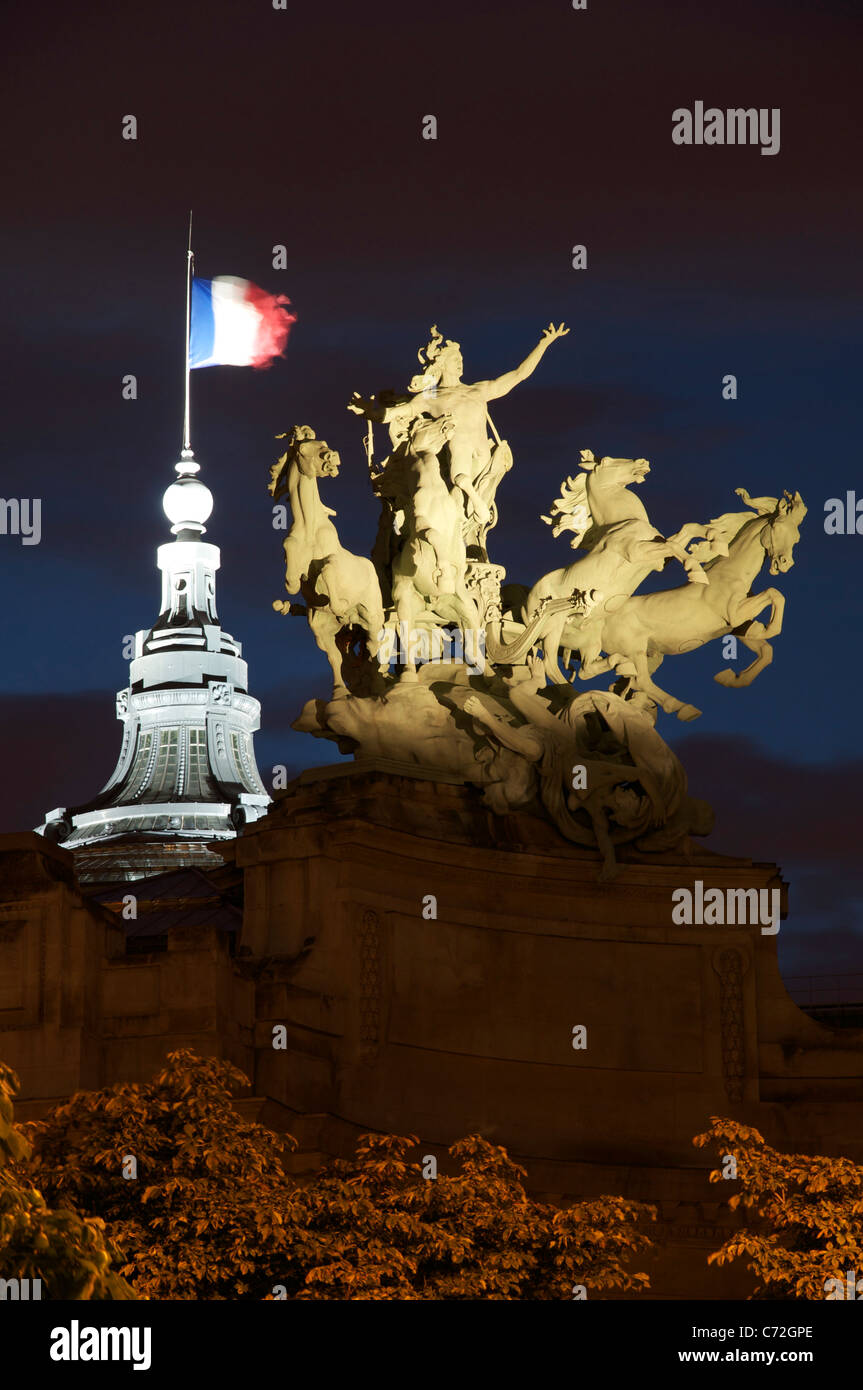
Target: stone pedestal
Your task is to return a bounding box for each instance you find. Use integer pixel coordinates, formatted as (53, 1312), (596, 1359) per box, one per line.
(235, 763), (863, 1298)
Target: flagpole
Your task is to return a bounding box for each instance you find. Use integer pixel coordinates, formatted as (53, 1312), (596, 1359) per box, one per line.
(182, 209), (194, 456)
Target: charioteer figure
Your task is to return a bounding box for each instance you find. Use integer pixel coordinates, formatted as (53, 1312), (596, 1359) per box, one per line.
(348, 321), (569, 556)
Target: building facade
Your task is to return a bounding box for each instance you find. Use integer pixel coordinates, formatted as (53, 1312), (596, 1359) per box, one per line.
(3, 764), (863, 1299)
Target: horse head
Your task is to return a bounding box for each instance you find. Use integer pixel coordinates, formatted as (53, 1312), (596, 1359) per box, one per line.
(269, 426), (340, 499)
(543, 454), (651, 546)
(301, 439), (341, 480)
(764, 490), (807, 575)
(408, 412), (456, 458)
(581, 450), (651, 487)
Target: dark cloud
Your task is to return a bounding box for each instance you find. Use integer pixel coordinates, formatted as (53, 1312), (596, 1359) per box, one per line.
(0, 693), (118, 833)
(676, 734), (863, 977)
(677, 735), (863, 865)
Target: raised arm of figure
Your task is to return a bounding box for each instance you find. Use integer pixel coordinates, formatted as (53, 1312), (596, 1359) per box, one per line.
(478, 323), (569, 401)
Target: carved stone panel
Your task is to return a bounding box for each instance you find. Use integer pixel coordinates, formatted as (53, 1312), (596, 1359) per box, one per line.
(357, 908), (382, 1062)
(712, 948), (748, 1102)
(0, 909), (44, 1028)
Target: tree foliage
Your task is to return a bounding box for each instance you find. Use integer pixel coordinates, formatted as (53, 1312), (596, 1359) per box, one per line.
(280, 1130), (655, 1300)
(22, 1049), (298, 1300)
(0, 1062), (134, 1299)
(695, 1116), (863, 1299)
(20, 1049), (656, 1300)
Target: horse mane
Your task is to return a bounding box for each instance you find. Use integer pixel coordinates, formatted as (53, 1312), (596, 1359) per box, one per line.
(689, 508), (764, 569)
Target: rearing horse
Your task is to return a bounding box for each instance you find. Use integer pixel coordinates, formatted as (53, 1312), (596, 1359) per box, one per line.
(269, 426), (386, 695)
(581, 489), (807, 720)
(511, 453), (717, 682)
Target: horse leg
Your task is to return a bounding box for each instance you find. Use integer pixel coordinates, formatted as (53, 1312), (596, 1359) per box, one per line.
(451, 592), (488, 675)
(308, 608), (347, 696)
(731, 632), (774, 687)
(576, 624), (637, 683)
(748, 589), (785, 640)
(356, 595), (388, 673)
(578, 651), (616, 680)
(727, 588), (785, 639)
(570, 623), (602, 681)
(560, 646), (582, 683)
(713, 590), (784, 686)
(625, 652), (665, 708)
(282, 535), (305, 595)
(560, 604), (614, 681)
(393, 581), (421, 682)
(627, 648), (702, 721)
(715, 630), (773, 688)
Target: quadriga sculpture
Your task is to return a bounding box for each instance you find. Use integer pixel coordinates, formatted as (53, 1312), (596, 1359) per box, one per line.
(271, 321), (806, 879)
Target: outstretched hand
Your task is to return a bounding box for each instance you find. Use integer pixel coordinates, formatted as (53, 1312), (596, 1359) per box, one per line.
(540, 322), (569, 345)
(347, 392), (375, 416)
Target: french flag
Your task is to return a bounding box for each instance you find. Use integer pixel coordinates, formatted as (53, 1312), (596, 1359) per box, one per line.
(189, 276), (296, 369)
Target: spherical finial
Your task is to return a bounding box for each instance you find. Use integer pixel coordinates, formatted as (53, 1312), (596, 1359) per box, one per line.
(163, 451), (213, 534)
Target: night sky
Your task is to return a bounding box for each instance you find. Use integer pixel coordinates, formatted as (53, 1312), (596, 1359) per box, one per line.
(1, 0), (861, 979)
